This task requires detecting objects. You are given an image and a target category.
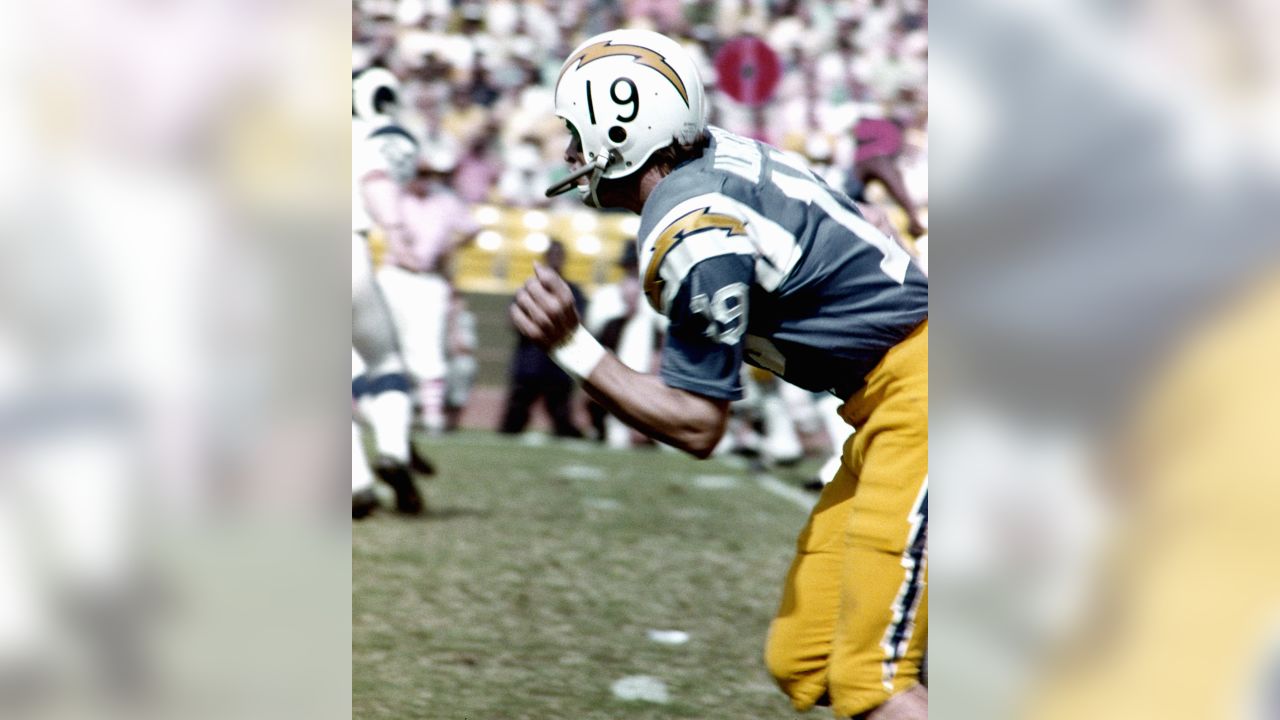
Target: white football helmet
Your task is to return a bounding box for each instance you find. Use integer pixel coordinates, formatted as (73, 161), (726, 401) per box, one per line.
(352, 66), (401, 123)
(366, 125), (419, 184)
(546, 29), (707, 206)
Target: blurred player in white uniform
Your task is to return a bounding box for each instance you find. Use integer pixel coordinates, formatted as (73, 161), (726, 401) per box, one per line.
(777, 381), (853, 489)
(747, 369), (806, 466)
(714, 368), (805, 467)
(351, 66), (424, 517)
(377, 144), (479, 435)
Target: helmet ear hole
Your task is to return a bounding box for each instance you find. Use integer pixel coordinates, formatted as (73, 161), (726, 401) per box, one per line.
(372, 87), (397, 114)
(608, 126), (628, 143)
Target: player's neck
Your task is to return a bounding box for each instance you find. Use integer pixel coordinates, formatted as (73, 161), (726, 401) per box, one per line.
(633, 165), (669, 214)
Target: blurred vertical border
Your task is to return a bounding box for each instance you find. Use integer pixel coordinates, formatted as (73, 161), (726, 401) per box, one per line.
(931, 0), (1280, 717)
(0, 0), (351, 717)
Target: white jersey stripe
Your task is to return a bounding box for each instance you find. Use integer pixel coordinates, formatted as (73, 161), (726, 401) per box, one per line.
(770, 171), (912, 284)
(639, 192), (803, 313)
(658, 232), (754, 311)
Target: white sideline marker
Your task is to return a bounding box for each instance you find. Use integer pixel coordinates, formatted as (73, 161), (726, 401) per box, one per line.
(693, 474), (739, 489)
(611, 675), (670, 704)
(646, 629), (690, 645)
(756, 475), (816, 511)
(559, 464), (606, 481)
(518, 433), (550, 447)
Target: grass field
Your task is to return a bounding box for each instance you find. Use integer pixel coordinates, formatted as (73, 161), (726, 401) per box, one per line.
(353, 431), (823, 720)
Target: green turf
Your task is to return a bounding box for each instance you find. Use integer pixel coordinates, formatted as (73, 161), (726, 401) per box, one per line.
(353, 432), (823, 720)
(462, 291), (520, 387)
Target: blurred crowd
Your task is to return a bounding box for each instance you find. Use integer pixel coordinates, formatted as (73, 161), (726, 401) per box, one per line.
(352, 0), (928, 213)
(351, 0), (930, 476)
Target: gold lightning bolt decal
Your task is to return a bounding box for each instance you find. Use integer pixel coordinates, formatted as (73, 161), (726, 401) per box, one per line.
(644, 208), (748, 309)
(559, 41), (690, 107)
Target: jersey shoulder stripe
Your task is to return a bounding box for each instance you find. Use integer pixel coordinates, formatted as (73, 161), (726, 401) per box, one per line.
(639, 191), (755, 313)
(708, 126), (764, 183)
(640, 199), (806, 314)
(643, 205), (748, 309)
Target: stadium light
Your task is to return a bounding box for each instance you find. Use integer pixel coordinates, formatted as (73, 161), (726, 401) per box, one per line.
(476, 230), (503, 252)
(522, 210), (550, 231)
(575, 234), (601, 255)
(523, 232), (551, 253)
(619, 216), (641, 236)
(474, 205), (500, 225)
(571, 212), (598, 233)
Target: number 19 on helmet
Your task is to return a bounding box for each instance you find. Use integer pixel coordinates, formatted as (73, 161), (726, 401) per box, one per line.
(546, 29), (708, 207)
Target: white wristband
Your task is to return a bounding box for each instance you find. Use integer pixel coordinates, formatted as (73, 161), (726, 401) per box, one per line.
(551, 326), (607, 382)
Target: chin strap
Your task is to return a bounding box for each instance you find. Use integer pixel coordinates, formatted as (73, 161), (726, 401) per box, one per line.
(585, 154), (608, 208)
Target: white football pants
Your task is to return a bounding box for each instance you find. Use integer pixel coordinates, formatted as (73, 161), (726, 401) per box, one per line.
(351, 235), (410, 467)
(375, 265), (448, 433)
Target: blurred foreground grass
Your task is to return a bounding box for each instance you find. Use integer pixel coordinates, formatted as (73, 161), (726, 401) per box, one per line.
(353, 432), (823, 720)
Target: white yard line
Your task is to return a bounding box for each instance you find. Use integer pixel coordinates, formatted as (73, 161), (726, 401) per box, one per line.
(559, 464), (607, 480)
(692, 474), (740, 489)
(436, 433), (817, 510)
(756, 475), (816, 511)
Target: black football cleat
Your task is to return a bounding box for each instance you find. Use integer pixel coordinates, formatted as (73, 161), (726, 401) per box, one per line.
(375, 463), (423, 515)
(803, 478), (826, 493)
(352, 487), (378, 519)
(774, 454), (804, 468)
(409, 444), (436, 476)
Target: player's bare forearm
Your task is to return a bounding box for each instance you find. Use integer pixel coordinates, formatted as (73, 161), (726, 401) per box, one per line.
(510, 264), (728, 458)
(580, 354), (729, 458)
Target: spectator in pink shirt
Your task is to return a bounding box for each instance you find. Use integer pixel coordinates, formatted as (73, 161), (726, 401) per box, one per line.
(452, 134), (503, 204)
(377, 155), (479, 433)
(390, 156), (480, 273)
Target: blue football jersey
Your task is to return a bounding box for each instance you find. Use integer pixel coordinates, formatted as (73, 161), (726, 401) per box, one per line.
(636, 126), (928, 401)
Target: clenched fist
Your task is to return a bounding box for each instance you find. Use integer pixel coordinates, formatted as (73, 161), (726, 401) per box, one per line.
(511, 264), (581, 351)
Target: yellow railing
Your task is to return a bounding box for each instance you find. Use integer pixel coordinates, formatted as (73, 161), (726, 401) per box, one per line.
(452, 205), (639, 294)
(373, 199), (925, 295)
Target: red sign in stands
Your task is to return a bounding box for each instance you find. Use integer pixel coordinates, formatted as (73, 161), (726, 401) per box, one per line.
(714, 36), (782, 107)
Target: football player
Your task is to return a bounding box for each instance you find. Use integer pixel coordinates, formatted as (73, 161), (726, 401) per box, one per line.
(377, 148), (480, 436)
(517, 30), (928, 718)
(351, 66), (426, 517)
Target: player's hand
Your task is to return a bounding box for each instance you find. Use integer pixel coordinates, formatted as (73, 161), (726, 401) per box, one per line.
(511, 263), (580, 351)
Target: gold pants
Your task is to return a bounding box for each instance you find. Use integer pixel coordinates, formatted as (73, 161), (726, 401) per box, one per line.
(1027, 275), (1280, 720)
(766, 321), (928, 717)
